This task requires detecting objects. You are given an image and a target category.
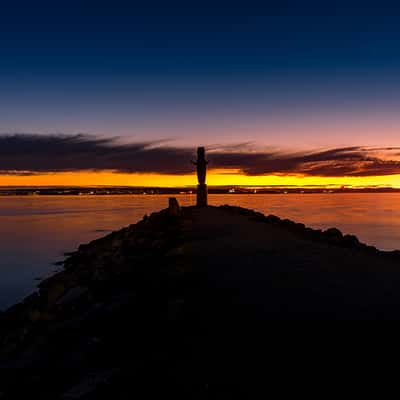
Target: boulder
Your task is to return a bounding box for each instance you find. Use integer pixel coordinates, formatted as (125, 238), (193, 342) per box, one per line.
(265, 215), (281, 224)
(342, 234), (360, 248)
(56, 286), (88, 307)
(324, 227), (343, 241)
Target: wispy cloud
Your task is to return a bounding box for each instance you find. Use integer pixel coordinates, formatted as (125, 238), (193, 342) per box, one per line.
(1, 133), (400, 177)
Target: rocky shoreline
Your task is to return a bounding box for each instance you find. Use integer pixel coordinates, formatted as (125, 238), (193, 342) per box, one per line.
(1, 203), (400, 398)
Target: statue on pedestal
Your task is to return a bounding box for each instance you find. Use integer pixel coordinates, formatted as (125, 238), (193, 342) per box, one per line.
(193, 147), (208, 207)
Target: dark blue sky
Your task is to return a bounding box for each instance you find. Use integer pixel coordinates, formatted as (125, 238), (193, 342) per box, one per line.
(2, 1), (400, 77)
(1, 0), (400, 148)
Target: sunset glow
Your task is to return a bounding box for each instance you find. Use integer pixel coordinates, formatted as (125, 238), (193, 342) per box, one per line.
(2, 170), (400, 188)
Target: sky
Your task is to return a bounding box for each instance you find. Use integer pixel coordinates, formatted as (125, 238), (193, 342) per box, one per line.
(2, 0), (400, 187)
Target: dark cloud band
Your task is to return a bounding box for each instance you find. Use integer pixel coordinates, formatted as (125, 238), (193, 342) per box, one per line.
(0, 133), (399, 178)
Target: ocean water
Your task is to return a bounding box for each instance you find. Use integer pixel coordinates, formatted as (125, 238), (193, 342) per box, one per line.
(1, 193), (400, 309)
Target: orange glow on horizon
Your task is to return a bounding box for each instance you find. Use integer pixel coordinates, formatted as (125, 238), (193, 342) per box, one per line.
(1, 169), (400, 188)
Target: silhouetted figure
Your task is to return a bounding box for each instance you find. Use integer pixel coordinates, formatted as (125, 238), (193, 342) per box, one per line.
(168, 197), (181, 216)
(193, 147), (208, 207)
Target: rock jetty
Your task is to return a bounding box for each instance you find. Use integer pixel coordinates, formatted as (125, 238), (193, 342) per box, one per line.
(1, 203), (400, 398)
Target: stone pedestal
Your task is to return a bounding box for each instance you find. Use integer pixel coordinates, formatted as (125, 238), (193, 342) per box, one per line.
(197, 184), (208, 207)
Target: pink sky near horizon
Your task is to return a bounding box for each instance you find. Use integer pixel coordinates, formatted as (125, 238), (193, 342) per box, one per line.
(4, 109), (400, 153)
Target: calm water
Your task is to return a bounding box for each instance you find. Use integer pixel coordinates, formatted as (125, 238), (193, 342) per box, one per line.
(1, 193), (400, 309)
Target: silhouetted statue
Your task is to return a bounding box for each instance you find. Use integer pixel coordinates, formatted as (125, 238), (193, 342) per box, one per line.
(195, 147), (208, 184)
(193, 147), (208, 207)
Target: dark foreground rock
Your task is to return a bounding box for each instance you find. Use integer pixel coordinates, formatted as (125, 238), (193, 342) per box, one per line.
(1, 205), (400, 398)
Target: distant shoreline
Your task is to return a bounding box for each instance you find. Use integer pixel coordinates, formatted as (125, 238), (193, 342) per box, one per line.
(1, 186), (400, 196)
